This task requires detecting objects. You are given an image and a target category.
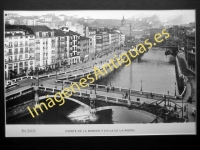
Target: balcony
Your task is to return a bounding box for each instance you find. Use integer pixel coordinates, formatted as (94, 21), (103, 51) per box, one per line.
(14, 52), (18, 55)
(19, 44), (24, 47)
(7, 45), (13, 48)
(29, 50), (34, 53)
(25, 50), (29, 53)
(14, 45), (18, 47)
(20, 51), (23, 54)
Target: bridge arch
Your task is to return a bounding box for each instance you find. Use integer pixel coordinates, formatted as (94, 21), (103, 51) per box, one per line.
(38, 95), (91, 108)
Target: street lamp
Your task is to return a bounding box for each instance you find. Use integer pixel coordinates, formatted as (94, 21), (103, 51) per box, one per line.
(95, 79), (97, 94)
(62, 80), (64, 90)
(175, 82), (176, 96)
(140, 80), (143, 91)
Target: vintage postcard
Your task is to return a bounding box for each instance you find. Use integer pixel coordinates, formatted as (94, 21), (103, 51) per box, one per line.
(4, 10), (196, 137)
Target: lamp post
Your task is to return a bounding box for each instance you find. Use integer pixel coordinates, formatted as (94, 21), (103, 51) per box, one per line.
(140, 80), (143, 91)
(95, 80), (97, 94)
(175, 82), (176, 96)
(62, 80), (64, 90)
(129, 88), (131, 100)
(182, 97), (183, 119)
(168, 91), (169, 106)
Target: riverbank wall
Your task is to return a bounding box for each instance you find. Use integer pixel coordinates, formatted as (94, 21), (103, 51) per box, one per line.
(175, 52), (188, 99)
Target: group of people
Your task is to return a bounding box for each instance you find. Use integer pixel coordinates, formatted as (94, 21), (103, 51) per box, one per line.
(122, 92), (129, 99)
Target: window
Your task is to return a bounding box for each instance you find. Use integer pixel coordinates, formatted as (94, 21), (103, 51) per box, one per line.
(26, 36), (28, 38)
(25, 47), (28, 52)
(14, 37), (18, 39)
(14, 41), (18, 46)
(15, 55), (17, 60)
(20, 41), (23, 45)
(20, 36), (23, 39)
(30, 36), (33, 38)
(25, 54), (28, 58)
(19, 55), (22, 59)
(25, 41), (28, 46)
(20, 48), (23, 53)
(30, 61), (33, 65)
(9, 37), (12, 39)
(14, 48), (18, 53)
(9, 49), (12, 53)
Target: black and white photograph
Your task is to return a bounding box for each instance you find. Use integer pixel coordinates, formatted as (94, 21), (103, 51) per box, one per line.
(4, 10), (196, 136)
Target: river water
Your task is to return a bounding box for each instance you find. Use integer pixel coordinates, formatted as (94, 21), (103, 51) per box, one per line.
(99, 48), (178, 95)
(8, 48), (177, 124)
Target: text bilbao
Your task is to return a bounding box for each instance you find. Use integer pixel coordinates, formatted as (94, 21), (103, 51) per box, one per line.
(27, 29), (170, 118)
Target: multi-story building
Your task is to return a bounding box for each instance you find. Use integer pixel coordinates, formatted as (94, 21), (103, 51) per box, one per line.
(60, 27), (81, 65)
(5, 26), (35, 79)
(96, 31), (109, 55)
(114, 32), (120, 50)
(185, 28), (195, 73)
(108, 31), (116, 51)
(120, 34), (125, 46)
(53, 29), (69, 67)
(87, 27), (96, 54)
(80, 36), (90, 62)
(58, 15), (66, 21)
(28, 25), (56, 70)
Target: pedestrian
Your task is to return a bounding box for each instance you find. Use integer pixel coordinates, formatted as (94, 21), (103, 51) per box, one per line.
(174, 105), (177, 111)
(107, 87), (109, 92)
(184, 105), (186, 112)
(125, 92), (128, 98)
(112, 86), (114, 91)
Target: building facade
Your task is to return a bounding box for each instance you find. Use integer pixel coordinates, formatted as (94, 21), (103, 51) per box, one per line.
(185, 29), (195, 73)
(60, 27), (81, 65)
(96, 31), (109, 55)
(80, 36), (90, 62)
(108, 31), (116, 51)
(5, 28), (35, 79)
(53, 29), (69, 68)
(28, 25), (56, 70)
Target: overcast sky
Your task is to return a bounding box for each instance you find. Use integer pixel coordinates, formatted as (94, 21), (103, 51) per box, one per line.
(5, 10), (195, 22)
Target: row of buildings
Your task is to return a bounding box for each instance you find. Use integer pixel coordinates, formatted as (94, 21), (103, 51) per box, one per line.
(5, 25), (125, 79)
(144, 25), (196, 73)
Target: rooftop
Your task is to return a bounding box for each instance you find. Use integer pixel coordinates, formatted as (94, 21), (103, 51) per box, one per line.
(5, 25), (34, 34)
(27, 25), (52, 32)
(80, 36), (90, 41)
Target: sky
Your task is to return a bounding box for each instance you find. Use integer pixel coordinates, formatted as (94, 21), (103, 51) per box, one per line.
(5, 10), (195, 22)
